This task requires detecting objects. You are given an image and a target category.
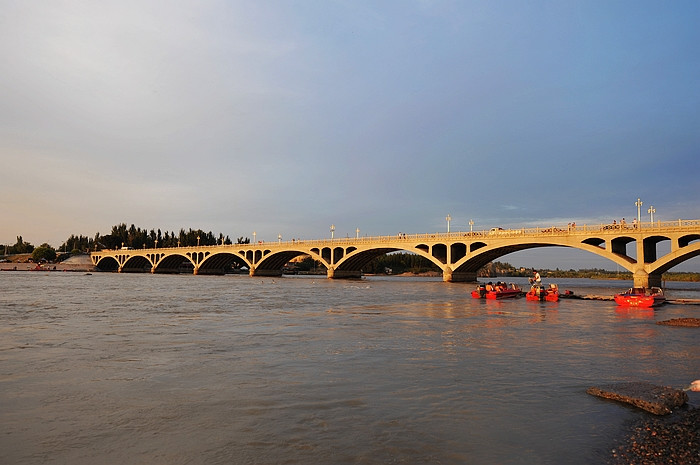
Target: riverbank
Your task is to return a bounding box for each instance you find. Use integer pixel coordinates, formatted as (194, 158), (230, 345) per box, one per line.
(0, 254), (96, 272)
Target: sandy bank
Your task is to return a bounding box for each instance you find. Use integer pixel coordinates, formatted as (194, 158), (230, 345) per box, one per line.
(0, 254), (96, 272)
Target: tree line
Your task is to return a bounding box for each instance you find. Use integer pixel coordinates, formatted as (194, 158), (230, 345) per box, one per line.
(1, 236), (59, 263)
(1, 224), (251, 257)
(61, 223), (249, 252)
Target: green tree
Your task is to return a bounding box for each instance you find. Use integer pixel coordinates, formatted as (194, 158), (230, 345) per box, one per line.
(10, 236), (34, 254)
(32, 244), (57, 262)
(59, 223), (242, 250)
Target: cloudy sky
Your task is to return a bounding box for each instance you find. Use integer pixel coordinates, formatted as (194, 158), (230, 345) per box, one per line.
(2, 1), (699, 270)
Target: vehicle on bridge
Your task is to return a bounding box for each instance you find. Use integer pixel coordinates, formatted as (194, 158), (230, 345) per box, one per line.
(526, 283), (560, 302)
(487, 227), (526, 236)
(614, 287), (665, 308)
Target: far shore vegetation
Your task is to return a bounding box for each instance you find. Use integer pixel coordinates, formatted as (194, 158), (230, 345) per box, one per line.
(2, 223), (698, 282)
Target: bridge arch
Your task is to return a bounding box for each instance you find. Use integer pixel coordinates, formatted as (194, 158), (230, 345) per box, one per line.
(196, 252), (249, 275)
(646, 242), (700, 275)
(153, 253), (195, 274)
(93, 255), (119, 272)
(253, 249), (312, 277)
(330, 244), (455, 279)
(121, 255), (153, 273)
(451, 239), (638, 276)
(332, 247), (403, 278)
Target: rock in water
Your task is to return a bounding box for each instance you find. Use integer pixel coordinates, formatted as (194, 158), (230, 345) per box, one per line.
(587, 382), (688, 415)
(656, 318), (700, 327)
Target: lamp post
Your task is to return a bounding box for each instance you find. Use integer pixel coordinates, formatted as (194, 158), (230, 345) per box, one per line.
(446, 214), (451, 233)
(648, 206), (655, 223)
(330, 224), (335, 239)
(278, 234), (282, 244)
(178, 240), (180, 248)
(635, 198), (643, 224)
(154, 239), (158, 249)
(253, 231), (256, 244)
(469, 219), (474, 233)
(197, 235), (200, 247)
(356, 228), (360, 239)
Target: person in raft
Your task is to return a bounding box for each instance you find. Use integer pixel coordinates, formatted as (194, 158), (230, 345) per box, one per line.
(529, 271), (541, 285)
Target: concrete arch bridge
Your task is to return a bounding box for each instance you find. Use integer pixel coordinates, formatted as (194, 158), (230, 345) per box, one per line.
(91, 220), (700, 288)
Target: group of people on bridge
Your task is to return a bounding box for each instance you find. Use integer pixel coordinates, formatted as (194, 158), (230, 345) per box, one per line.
(605, 218), (639, 229)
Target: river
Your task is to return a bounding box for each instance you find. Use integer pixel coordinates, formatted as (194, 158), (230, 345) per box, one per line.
(1, 272), (698, 464)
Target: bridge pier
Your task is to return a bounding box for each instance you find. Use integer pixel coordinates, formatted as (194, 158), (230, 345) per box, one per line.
(120, 267), (149, 273)
(327, 269), (362, 279)
(195, 268), (226, 276)
(633, 270), (662, 289)
(152, 267), (182, 274)
(249, 268), (283, 278)
(442, 268), (477, 283)
(325, 267), (362, 279)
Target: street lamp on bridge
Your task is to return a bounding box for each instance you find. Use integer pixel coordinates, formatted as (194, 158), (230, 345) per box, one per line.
(446, 214), (451, 233)
(356, 228), (360, 239)
(253, 231), (256, 244)
(278, 234), (282, 244)
(635, 198), (643, 224)
(330, 224), (335, 239)
(648, 205), (656, 223)
(197, 235), (200, 247)
(469, 219), (474, 233)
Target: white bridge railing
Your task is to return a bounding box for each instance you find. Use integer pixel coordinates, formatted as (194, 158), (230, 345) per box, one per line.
(97, 219), (700, 252)
(273, 219), (700, 247)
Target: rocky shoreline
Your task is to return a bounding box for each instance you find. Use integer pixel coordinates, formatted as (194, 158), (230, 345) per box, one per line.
(587, 381), (699, 463)
(608, 407), (700, 464)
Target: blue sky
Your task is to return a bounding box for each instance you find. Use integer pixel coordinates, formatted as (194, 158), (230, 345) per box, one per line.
(1, 1), (699, 270)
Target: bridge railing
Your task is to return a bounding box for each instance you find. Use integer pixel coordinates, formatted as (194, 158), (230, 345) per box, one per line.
(294, 220), (700, 245)
(94, 219), (700, 252)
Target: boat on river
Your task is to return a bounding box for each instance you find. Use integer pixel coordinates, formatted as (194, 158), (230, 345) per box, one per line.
(614, 287), (665, 307)
(471, 282), (522, 299)
(526, 283), (559, 302)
